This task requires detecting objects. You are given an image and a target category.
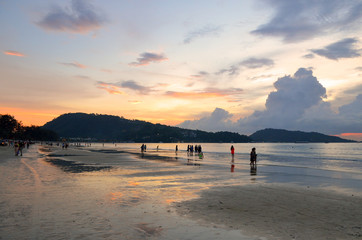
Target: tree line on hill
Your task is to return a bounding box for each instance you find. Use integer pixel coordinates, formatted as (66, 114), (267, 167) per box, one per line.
(42, 113), (251, 143)
(0, 114), (58, 141)
(1, 113), (354, 143)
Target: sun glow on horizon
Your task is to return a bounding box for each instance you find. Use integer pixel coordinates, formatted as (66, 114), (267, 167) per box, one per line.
(336, 133), (362, 141)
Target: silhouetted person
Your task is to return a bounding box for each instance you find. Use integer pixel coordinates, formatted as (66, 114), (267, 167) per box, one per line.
(250, 147), (257, 167)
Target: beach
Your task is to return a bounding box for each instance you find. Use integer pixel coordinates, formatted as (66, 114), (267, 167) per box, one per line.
(0, 143), (361, 239)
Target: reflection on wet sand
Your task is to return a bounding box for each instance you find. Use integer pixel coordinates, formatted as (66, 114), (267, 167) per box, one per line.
(231, 156), (235, 172)
(250, 164), (257, 175)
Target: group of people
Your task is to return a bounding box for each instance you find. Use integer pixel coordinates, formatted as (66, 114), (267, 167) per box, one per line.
(139, 144), (256, 165)
(187, 145), (202, 154)
(140, 144), (147, 152)
(230, 145), (257, 166)
(13, 141), (29, 156)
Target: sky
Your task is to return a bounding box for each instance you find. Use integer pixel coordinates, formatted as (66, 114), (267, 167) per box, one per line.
(1, 0), (362, 140)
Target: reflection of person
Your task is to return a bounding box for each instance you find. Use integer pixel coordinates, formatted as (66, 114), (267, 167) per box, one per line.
(230, 145), (235, 155)
(250, 147), (257, 166)
(250, 164), (257, 175)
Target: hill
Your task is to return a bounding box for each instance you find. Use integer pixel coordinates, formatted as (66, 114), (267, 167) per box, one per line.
(42, 113), (251, 143)
(250, 128), (355, 143)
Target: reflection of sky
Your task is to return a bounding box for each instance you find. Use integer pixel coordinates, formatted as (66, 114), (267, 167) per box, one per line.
(93, 142), (362, 194)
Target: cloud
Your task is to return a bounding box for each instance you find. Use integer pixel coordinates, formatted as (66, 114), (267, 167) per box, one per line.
(251, 0), (362, 42)
(120, 80), (152, 95)
(96, 80), (153, 95)
(311, 38), (361, 60)
(178, 68), (362, 135)
(338, 94), (362, 120)
(59, 62), (87, 68)
(166, 87), (243, 99)
(129, 52), (168, 66)
(178, 108), (234, 132)
(74, 75), (90, 79)
(190, 71), (209, 79)
(241, 58), (274, 69)
(4, 50), (25, 57)
(96, 82), (124, 95)
(184, 24), (223, 44)
(303, 53), (315, 59)
(217, 57), (274, 76)
(355, 67), (362, 71)
(37, 0), (106, 34)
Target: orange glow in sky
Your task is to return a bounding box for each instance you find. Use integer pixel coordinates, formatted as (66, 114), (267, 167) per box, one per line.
(336, 133), (362, 141)
(0, 107), (59, 126)
(4, 50), (25, 57)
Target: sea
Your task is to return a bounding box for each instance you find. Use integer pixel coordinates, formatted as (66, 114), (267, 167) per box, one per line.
(91, 142), (362, 195)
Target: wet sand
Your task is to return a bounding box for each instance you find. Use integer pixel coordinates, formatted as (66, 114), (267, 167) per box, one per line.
(175, 184), (362, 239)
(0, 144), (361, 240)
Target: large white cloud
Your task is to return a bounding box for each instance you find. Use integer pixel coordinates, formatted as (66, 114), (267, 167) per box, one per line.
(178, 68), (362, 135)
(178, 108), (234, 132)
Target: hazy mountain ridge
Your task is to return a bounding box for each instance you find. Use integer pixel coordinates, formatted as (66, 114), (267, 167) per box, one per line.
(250, 128), (354, 143)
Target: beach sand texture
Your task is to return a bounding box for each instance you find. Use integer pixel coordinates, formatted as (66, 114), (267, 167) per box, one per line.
(0, 143), (361, 240)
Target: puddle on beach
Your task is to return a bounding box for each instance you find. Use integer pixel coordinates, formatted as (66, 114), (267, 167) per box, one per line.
(44, 157), (112, 173)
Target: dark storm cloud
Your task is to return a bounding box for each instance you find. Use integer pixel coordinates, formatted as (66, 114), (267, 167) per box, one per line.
(251, 0), (362, 43)
(37, 0), (106, 34)
(311, 38), (361, 60)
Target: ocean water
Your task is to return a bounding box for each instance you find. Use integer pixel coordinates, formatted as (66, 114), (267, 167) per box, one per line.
(92, 142), (362, 194)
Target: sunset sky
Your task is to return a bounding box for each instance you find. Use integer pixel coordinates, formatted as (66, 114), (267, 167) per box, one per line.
(1, 0), (361, 140)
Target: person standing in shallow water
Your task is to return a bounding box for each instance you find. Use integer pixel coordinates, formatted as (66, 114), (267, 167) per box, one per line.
(230, 145), (235, 155)
(250, 147), (257, 166)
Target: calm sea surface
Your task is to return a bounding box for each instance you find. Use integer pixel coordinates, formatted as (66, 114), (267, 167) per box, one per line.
(92, 142), (362, 194)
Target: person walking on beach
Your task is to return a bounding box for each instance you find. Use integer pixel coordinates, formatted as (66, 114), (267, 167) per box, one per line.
(175, 145), (178, 152)
(250, 147), (257, 166)
(14, 141), (19, 156)
(230, 145), (235, 155)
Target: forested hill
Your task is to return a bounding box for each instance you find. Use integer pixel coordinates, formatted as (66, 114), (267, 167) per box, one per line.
(249, 128), (355, 143)
(42, 113), (251, 143)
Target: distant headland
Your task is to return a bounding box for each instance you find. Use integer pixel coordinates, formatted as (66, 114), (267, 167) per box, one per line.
(0, 113), (355, 143)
